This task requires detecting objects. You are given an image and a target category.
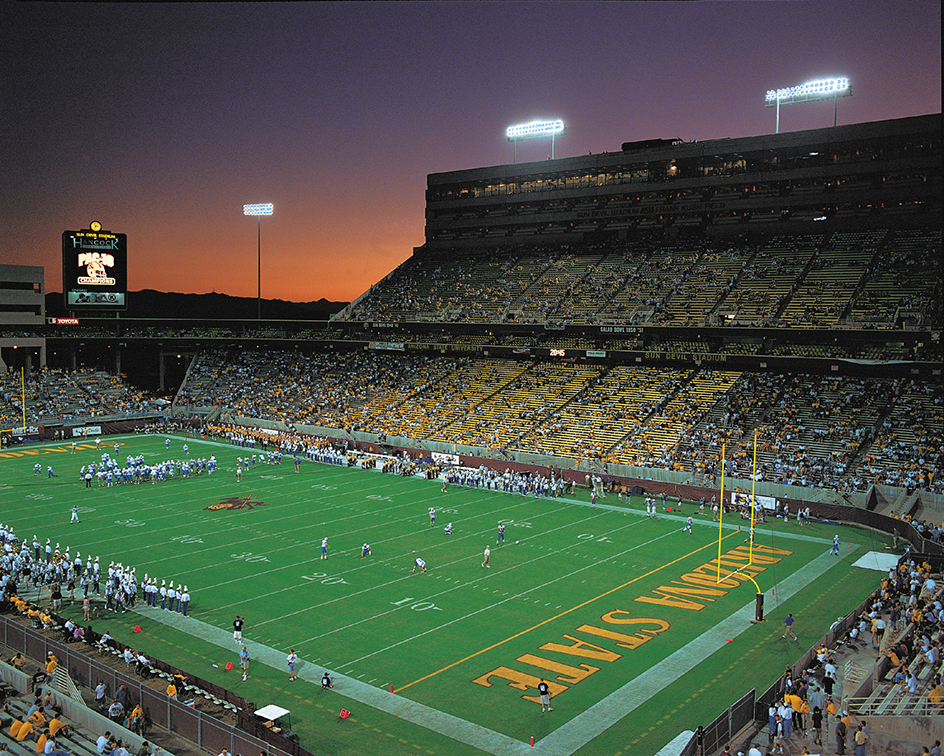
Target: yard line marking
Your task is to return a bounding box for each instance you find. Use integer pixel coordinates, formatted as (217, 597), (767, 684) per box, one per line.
(128, 530), (827, 756)
(289, 514), (652, 647)
(537, 548), (852, 756)
(245, 509), (619, 631)
(135, 594), (535, 755)
(392, 532), (738, 693)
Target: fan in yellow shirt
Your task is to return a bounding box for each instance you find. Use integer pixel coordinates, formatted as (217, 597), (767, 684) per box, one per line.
(15, 718), (34, 742)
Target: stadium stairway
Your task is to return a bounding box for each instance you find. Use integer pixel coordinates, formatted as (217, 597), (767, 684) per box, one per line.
(0, 657), (198, 756)
(717, 635), (937, 756)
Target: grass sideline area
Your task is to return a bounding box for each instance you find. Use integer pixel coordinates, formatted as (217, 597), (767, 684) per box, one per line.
(0, 433), (892, 756)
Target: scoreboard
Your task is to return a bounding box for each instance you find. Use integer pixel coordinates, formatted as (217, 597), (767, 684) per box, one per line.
(62, 223), (127, 310)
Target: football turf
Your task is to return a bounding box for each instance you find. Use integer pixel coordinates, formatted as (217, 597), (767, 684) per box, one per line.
(0, 434), (889, 756)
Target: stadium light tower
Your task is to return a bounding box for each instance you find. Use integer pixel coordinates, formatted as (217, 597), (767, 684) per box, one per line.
(243, 203), (273, 320)
(506, 119), (566, 163)
(765, 77), (851, 133)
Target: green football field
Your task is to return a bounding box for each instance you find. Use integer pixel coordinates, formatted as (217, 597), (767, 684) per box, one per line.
(0, 434), (892, 756)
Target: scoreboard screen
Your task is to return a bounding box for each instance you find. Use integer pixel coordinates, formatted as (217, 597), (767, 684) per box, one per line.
(62, 228), (128, 310)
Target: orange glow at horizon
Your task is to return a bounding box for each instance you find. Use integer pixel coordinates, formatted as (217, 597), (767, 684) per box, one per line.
(122, 214), (421, 304)
(0, 2), (939, 306)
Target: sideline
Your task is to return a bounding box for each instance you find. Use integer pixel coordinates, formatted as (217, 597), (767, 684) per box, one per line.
(3, 433), (846, 754)
(131, 544), (854, 756)
(3, 434), (836, 551)
(536, 548), (854, 755)
(130, 602), (532, 756)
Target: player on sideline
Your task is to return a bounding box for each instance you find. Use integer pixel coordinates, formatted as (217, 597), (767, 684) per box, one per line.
(830, 534), (840, 555)
(683, 515), (693, 535)
(287, 649), (298, 681)
(497, 523), (505, 545)
(412, 557), (427, 573)
(783, 613), (797, 641)
(538, 679), (552, 713)
(233, 615), (244, 644)
(239, 646), (250, 680)
(482, 545), (490, 568)
(321, 537), (329, 559)
(441, 477), (448, 493)
(429, 507), (436, 527)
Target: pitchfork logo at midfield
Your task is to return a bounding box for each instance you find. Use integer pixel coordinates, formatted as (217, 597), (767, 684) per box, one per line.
(204, 495), (266, 511)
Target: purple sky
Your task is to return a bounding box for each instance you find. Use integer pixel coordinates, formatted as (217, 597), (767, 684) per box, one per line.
(1, 1), (940, 304)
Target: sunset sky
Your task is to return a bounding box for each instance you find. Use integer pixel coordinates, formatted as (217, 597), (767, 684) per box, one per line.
(1, 1), (940, 304)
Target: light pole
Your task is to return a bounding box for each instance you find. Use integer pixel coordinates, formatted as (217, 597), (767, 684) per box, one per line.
(764, 77), (851, 133)
(243, 203), (273, 319)
(506, 119), (566, 164)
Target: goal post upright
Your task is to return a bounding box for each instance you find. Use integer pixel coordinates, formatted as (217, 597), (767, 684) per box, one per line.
(714, 433), (765, 621)
(748, 430), (758, 560)
(716, 442), (725, 584)
(749, 430), (764, 621)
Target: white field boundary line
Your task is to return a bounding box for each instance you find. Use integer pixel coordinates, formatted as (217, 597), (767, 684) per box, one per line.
(535, 547), (855, 755)
(134, 600), (534, 756)
(133, 541), (854, 756)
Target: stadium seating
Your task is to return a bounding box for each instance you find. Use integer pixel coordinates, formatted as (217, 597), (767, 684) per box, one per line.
(3, 227), (941, 498)
(0, 369), (149, 426)
(343, 229), (941, 329)
(168, 342), (943, 494)
(847, 228), (942, 328)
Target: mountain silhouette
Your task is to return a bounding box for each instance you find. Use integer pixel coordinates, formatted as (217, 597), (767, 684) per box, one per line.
(46, 290), (348, 320)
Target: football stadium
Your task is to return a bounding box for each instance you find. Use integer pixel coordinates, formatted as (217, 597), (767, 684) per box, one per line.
(1, 111), (942, 756)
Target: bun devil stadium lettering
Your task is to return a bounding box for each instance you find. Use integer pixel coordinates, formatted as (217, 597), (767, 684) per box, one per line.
(472, 542), (791, 706)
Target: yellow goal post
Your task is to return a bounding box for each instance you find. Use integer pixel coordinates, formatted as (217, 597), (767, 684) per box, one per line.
(715, 434), (765, 620)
